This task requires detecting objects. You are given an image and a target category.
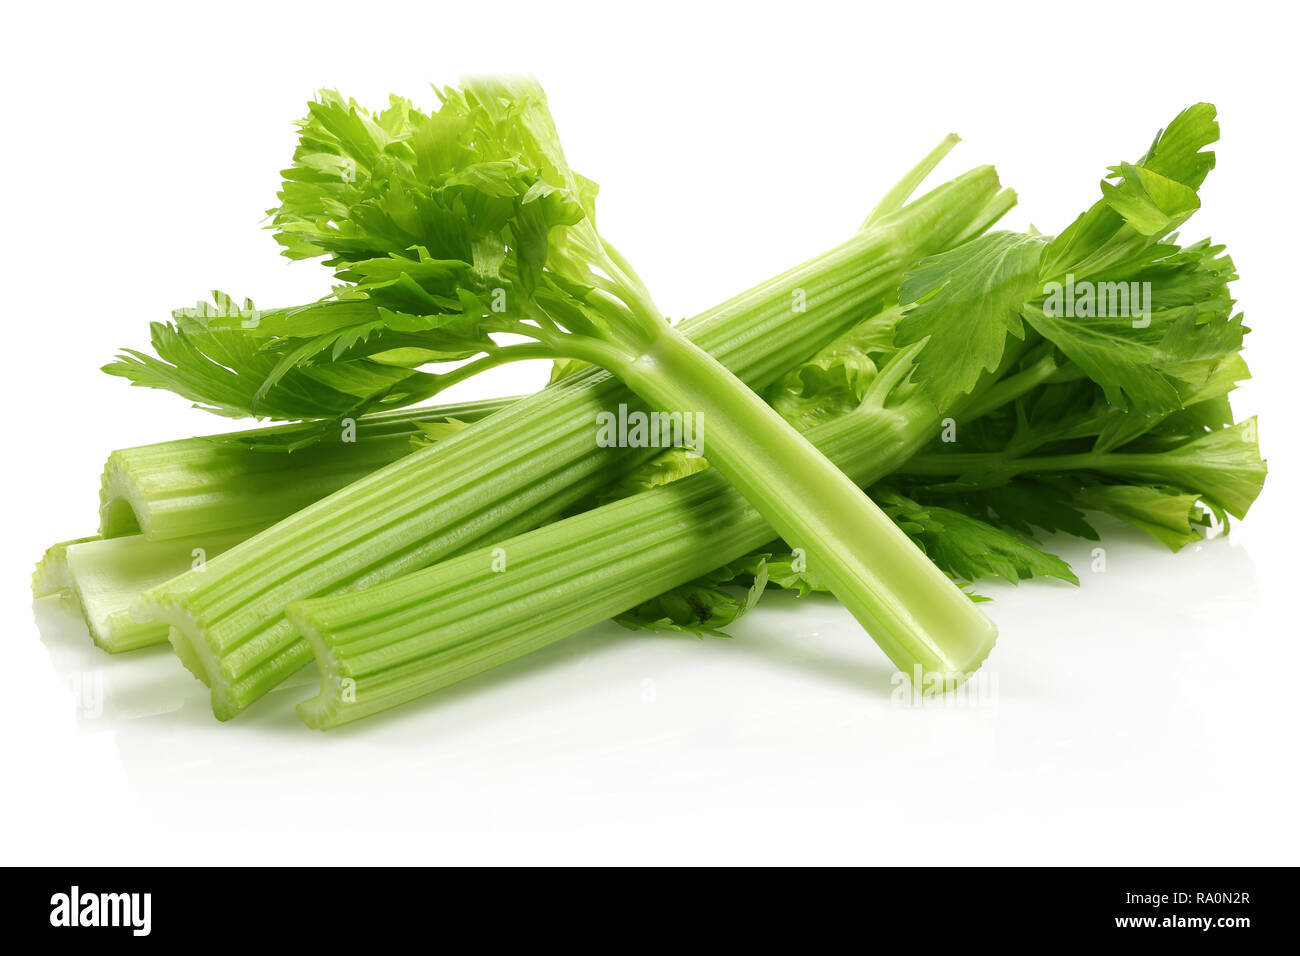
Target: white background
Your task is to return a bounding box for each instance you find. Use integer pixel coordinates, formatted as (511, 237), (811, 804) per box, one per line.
(3, 0), (1296, 865)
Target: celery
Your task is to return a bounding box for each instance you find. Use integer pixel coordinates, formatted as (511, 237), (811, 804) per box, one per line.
(125, 110), (1011, 719)
(32, 537), (98, 600)
(100, 397), (513, 541)
(35, 534), (252, 652)
(37, 399), (509, 653)
(64, 531), (252, 652)
(898, 421), (1266, 521)
(29, 94), (1265, 735)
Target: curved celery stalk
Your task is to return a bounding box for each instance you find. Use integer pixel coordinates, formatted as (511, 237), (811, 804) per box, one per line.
(137, 164), (1011, 720)
(100, 397), (514, 541)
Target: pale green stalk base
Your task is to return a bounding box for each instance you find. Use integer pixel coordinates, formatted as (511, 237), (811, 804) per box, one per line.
(136, 165), (1008, 721)
(29, 398), (511, 655)
(33, 533), (250, 652)
(32, 537), (99, 599)
(63, 531), (250, 652)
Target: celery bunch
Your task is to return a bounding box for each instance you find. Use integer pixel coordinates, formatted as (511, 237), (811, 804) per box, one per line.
(31, 85), (1264, 731)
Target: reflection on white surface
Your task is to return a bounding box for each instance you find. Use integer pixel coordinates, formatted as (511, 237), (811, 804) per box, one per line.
(20, 521), (1292, 864)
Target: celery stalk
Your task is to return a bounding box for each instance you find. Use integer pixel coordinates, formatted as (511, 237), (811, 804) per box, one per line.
(32, 537), (98, 599)
(100, 397), (513, 540)
(65, 531), (252, 652)
(41, 400), (510, 653)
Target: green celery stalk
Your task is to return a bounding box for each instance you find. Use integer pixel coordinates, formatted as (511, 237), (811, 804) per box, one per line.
(137, 157), (1012, 720)
(38, 399), (510, 653)
(100, 397), (513, 540)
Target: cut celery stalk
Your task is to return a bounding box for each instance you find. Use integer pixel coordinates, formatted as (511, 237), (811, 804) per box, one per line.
(34, 401), (508, 654)
(32, 537), (99, 600)
(33, 538), (95, 597)
(100, 397), (515, 541)
(63, 531), (252, 652)
(34, 533), (250, 653)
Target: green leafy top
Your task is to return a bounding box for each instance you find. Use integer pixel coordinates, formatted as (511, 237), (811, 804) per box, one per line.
(106, 79), (667, 423)
(895, 231), (1046, 409)
(896, 104), (1231, 414)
